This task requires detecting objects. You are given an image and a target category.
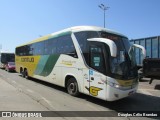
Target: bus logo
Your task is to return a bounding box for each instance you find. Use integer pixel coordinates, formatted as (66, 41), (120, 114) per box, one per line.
(21, 57), (34, 62)
(85, 86), (103, 96)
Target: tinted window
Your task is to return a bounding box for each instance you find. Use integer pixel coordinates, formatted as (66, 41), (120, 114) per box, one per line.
(44, 38), (57, 55)
(75, 31), (99, 64)
(16, 46), (25, 56)
(16, 45), (34, 56)
(28, 44), (34, 55)
(89, 43), (106, 73)
(24, 45), (33, 56)
(75, 31), (99, 52)
(56, 35), (77, 57)
(34, 42), (44, 55)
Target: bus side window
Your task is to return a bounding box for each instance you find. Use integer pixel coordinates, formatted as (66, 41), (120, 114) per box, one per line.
(56, 35), (78, 58)
(44, 38), (57, 55)
(89, 43), (106, 74)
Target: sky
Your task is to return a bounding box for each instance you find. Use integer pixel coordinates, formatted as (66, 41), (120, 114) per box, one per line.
(0, 0), (160, 52)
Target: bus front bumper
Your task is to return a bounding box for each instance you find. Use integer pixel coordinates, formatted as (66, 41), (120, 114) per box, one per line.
(106, 84), (138, 101)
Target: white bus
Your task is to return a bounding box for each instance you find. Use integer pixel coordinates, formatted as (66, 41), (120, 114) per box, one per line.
(15, 26), (145, 101)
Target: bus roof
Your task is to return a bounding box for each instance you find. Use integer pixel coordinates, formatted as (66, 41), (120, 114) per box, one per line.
(0, 51), (14, 54)
(70, 26), (127, 37)
(16, 26), (127, 47)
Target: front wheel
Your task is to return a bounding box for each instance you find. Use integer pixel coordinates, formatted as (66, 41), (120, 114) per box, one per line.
(67, 78), (79, 96)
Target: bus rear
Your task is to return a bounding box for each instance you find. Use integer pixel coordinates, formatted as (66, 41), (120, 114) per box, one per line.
(0, 52), (15, 69)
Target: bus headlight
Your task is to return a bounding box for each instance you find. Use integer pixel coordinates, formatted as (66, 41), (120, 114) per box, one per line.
(113, 84), (123, 89)
(115, 84), (120, 89)
(107, 81), (119, 88)
(107, 81), (133, 90)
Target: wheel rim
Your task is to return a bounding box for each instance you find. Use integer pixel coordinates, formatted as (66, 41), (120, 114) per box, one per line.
(68, 83), (76, 94)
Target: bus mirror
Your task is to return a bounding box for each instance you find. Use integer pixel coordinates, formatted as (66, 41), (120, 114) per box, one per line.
(132, 44), (146, 59)
(87, 38), (117, 57)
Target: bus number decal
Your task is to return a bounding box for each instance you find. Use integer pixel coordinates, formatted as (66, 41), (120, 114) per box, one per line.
(85, 86), (103, 96)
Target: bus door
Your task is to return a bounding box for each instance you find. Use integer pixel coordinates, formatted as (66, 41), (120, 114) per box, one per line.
(87, 42), (107, 99)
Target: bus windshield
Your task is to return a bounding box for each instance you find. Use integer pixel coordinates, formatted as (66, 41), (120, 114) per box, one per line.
(100, 31), (137, 79)
(75, 31), (137, 80)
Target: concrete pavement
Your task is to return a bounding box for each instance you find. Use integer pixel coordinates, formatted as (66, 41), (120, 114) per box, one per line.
(0, 77), (48, 111)
(0, 70), (159, 120)
(0, 76), (128, 120)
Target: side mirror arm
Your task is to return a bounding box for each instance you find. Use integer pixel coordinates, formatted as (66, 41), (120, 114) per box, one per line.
(131, 44), (146, 59)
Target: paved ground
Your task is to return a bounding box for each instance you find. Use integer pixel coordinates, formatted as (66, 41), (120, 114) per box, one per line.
(0, 69), (160, 120)
(138, 77), (160, 96)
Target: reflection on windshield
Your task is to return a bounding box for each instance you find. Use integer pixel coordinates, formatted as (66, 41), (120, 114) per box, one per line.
(110, 51), (126, 75)
(100, 32), (137, 79)
(110, 46), (137, 79)
(74, 31), (138, 79)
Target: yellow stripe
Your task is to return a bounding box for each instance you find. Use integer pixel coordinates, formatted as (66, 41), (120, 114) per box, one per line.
(15, 56), (41, 76)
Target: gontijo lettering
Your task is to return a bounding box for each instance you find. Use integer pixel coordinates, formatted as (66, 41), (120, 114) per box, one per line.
(21, 57), (34, 62)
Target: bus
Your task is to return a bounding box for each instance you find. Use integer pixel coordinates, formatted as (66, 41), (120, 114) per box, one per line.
(15, 26), (145, 101)
(0, 51), (15, 69)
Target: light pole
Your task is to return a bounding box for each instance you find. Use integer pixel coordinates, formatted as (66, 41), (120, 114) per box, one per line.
(98, 4), (109, 28)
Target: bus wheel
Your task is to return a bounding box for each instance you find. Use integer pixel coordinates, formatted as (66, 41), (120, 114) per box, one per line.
(20, 68), (24, 77)
(24, 69), (29, 79)
(67, 78), (79, 96)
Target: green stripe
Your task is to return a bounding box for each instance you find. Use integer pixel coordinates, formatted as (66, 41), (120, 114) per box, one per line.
(34, 55), (49, 75)
(35, 54), (60, 77)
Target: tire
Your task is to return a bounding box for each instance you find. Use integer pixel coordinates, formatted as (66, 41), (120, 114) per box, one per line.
(20, 68), (24, 77)
(24, 69), (30, 79)
(67, 78), (79, 96)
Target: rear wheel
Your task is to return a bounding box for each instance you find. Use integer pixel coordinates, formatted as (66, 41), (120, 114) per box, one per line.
(24, 69), (30, 79)
(20, 68), (24, 77)
(67, 78), (79, 96)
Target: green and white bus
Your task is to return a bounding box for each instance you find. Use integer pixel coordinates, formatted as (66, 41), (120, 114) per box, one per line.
(15, 26), (145, 101)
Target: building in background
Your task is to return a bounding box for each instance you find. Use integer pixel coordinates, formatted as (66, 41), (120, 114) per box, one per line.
(130, 36), (160, 66)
